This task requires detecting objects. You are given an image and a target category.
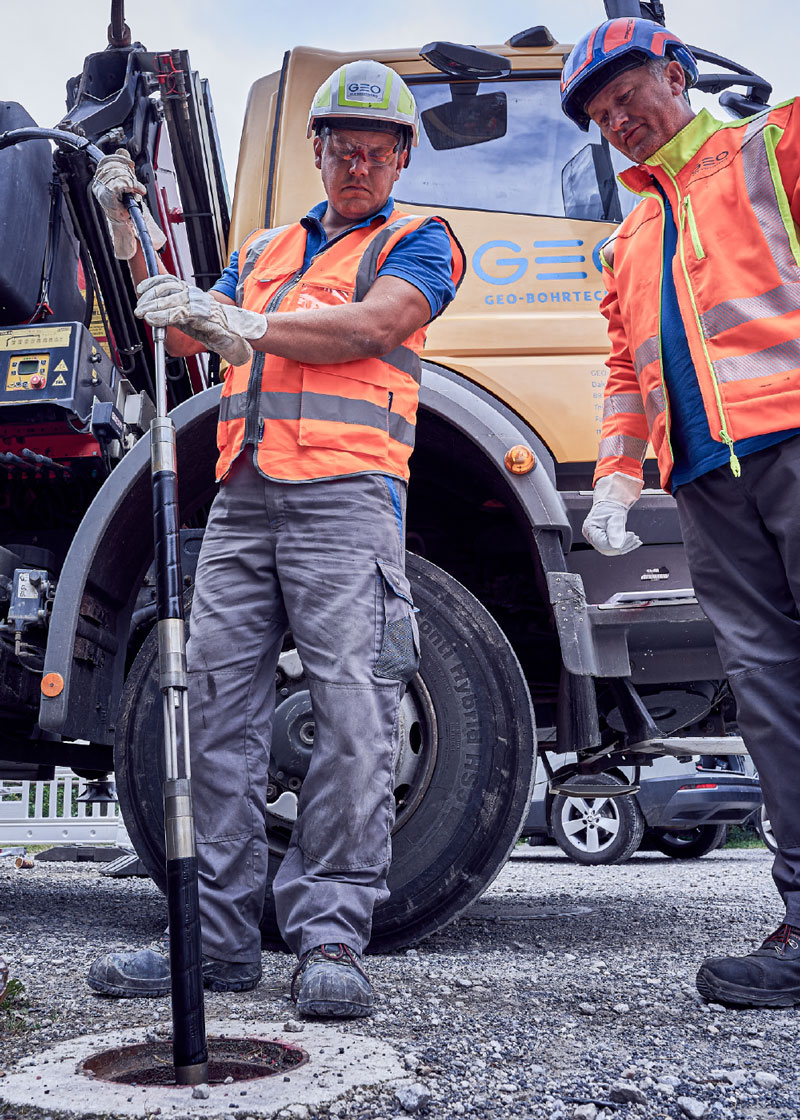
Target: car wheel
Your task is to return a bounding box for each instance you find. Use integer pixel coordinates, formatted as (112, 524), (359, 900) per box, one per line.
(652, 823), (728, 859)
(756, 805), (778, 853)
(114, 552), (536, 951)
(550, 773), (644, 865)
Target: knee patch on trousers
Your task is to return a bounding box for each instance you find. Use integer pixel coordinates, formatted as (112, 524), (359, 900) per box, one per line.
(374, 558), (420, 684)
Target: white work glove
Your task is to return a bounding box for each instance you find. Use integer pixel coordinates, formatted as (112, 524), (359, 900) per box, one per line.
(582, 472), (644, 556)
(91, 149), (167, 261)
(135, 275), (267, 367)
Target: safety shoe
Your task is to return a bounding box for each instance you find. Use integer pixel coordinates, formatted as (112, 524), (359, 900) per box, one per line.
(202, 956), (262, 993)
(291, 943), (373, 1018)
(88, 949), (262, 997)
(87, 948), (170, 998)
(696, 923), (800, 1008)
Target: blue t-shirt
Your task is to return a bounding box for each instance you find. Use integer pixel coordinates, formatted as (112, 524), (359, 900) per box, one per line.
(657, 184), (799, 489)
(212, 196), (456, 320)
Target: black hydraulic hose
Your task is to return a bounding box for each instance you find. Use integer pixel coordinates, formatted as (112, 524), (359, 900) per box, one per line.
(127, 198), (208, 1085)
(0, 127), (103, 164)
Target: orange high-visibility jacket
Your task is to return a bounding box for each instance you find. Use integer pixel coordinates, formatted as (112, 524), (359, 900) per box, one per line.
(216, 209), (464, 483)
(595, 99), (800, 492)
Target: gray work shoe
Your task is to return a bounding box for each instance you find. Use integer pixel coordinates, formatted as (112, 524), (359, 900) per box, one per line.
(291, 943), (373, 1018)
(88, 949), (262, 997)
(87, 948), (170, 998)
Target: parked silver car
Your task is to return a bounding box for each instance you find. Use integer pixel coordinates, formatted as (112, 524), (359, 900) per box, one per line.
(521, 753), (762, 865)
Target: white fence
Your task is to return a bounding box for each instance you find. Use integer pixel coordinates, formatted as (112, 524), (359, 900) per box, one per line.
(0, 768), (129, 846)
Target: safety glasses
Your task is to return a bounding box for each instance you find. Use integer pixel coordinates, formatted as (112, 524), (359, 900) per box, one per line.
(327, 135), (400, 167)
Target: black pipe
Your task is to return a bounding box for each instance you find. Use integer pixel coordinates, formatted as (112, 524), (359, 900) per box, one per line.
(127, 197), (208, 1085)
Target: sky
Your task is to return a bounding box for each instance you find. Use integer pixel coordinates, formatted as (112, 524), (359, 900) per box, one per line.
(0, 1), (795, 186)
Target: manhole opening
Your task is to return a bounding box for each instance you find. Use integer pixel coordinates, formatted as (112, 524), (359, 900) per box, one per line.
(79, 1036), (308, 1086)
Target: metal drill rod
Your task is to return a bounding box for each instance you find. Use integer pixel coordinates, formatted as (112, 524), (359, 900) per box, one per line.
(127, 196), (208, 1086)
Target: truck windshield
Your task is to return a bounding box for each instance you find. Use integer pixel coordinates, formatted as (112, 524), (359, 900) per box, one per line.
(398, 75), (637, 222)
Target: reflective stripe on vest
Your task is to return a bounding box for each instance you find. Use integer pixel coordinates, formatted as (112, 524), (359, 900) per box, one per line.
(602, 392), (645, 419)
(740, 111), (797, 284)
(597, 433), (648, 462)
(219, 385), (416, 447)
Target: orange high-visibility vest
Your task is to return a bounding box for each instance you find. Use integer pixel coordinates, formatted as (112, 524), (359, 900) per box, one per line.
(595, 99), (800, 491)
(216, 208), (464, 483)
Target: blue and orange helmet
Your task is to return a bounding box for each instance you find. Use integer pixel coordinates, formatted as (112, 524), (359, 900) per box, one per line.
(561, 17), (699, 130)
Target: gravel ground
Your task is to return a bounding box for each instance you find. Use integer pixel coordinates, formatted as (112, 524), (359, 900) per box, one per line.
(1, 845), (798, 1120)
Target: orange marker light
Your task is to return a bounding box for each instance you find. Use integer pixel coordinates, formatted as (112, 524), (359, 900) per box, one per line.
(504, 445), (536, 475)
(41, 673), (64, 698)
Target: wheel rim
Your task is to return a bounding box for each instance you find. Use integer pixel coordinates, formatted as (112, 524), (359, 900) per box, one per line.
(265, 645), (438, 854)
(559, 795), (621, 855)
(760, 805), (777, 850)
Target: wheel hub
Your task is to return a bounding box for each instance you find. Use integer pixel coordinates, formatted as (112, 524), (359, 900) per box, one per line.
(271, 689), (314, 782)
(265, 646), (438, 850)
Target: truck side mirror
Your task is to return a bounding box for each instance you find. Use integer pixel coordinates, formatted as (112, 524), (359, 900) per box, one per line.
(562, 140), (622, 223)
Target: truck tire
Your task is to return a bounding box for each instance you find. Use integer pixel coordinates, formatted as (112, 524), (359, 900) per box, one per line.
(114, 552), (536, 951)
(652, 823), (728, 859)
(550, 773), (644, 865)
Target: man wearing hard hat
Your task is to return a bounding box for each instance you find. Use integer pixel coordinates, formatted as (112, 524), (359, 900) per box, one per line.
(562, 16), (800, 1009)
(88, 60), (464, 1017)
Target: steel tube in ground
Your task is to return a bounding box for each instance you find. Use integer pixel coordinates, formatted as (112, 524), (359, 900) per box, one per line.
(127, 196), (208, 1085)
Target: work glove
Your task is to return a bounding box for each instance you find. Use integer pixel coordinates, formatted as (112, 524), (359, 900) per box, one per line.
(135, 275), (267, 367)
(91, 149), (167, 261)
(582, 472), (644, 556)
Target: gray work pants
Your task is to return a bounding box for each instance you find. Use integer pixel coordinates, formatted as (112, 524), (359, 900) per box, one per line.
(675, 435), (800, 925)
(185, 455), (417, 962)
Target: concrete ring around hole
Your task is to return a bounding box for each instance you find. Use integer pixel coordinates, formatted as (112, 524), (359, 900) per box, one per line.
(0, 1019), (412, 1118)
(78, 1036), (309, 1085)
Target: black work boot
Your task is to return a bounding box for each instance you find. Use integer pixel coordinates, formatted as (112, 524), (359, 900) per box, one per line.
(696, 923), (800, 1008)
(201, 956), (262, 993)
(291, 943), (373, 1018)
(87, 949), (170, 998)
(88, 949), (262, 997)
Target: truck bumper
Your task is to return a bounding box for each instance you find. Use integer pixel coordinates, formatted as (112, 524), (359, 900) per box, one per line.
(547, 570), (723, 684)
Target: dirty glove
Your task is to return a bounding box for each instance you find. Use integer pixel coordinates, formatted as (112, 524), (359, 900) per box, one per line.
(135, 275), (267, 366)
(582, 472), (644, 556)
(91, 149), (166, 260)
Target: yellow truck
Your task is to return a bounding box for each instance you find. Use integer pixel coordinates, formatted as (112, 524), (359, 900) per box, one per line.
(0, 2), (771, 947)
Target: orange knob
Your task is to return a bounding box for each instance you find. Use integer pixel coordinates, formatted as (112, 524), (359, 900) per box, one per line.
(504, 444), (536, 475)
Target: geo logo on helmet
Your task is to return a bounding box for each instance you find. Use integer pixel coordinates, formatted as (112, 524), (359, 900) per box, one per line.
(347, 83), (384, 99)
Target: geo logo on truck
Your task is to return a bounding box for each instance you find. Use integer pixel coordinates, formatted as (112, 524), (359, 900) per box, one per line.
(473, 237), (609, 307)
(472, 238), (607, 285)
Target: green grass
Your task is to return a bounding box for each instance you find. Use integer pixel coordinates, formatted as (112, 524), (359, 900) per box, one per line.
(0, 976), (29, 1033)
(723, 823), (765, 849)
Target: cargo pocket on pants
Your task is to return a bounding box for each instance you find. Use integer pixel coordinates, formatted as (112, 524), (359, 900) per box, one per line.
(374, 558), (420, 684)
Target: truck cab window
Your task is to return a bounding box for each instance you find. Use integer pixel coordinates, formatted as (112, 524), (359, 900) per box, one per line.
(398, 76), (636, 222)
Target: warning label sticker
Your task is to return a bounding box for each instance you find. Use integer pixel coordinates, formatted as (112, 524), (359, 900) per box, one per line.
(0, 325), (72, 351)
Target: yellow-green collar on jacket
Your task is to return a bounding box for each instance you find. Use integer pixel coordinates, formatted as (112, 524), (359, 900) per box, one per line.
(619, 108), (728, 193)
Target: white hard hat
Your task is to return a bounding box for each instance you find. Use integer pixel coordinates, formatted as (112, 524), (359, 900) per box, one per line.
(307, 59), (419, 146)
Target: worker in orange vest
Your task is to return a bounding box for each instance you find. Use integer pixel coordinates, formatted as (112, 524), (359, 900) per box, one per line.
(88, 60), (464, 1017)
(562, 16), (800, 1009)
